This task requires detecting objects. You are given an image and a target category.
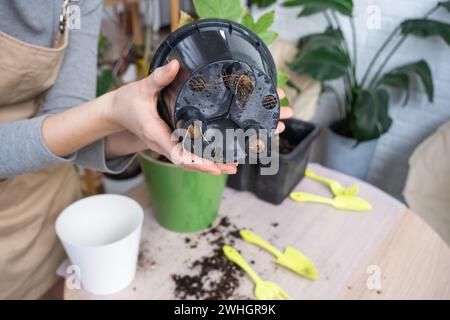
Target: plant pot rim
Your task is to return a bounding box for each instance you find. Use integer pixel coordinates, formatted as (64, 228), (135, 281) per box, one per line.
(149, 18), (275, 77)
(278, 119), (320, 161)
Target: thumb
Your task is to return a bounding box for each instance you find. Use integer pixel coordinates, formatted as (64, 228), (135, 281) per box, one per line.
(147, 59), (180, 94)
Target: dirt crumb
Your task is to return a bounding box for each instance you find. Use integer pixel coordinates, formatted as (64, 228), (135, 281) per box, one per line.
(172, 216), (245, 300)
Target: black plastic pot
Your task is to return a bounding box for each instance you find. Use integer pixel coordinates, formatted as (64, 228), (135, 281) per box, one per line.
(227, 119), (320, 205)
(149, 19), (280, 162)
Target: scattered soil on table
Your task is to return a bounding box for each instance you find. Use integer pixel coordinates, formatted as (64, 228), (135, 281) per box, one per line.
(171, 217), (245, 300)
(138, 240), (157, 271)
(271, 222), (279, 228)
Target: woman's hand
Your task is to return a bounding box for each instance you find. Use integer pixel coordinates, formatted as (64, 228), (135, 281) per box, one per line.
(105, 60), (238, 175)
(105, 60), (294, 175)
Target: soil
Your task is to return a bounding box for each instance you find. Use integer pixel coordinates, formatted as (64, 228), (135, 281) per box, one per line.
(137, 240), (157, 271)
(171, 216), (245, 300)
(222, 73), (255, 108)
(279, 138), (296, 154)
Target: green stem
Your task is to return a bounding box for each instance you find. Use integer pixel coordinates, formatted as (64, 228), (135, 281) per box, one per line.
(350, 17), (358, 86)
(322, 11), (334, 27)
(363, 4), (440, 88)
(368, 36), (406, 88)
(331, 11), (354, 104)
(360, 26), (400, 87)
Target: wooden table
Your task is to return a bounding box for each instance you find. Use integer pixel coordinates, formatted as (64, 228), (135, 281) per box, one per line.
(65, 163), (450, 300)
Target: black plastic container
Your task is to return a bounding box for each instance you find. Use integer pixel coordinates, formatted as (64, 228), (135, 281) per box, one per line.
(227, 119), (320, 205)
(149, 19), (280, 163)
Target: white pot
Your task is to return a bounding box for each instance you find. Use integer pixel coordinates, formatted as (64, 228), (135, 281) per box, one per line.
(55, 194), (144, 295)
(324, 126), (378, 180)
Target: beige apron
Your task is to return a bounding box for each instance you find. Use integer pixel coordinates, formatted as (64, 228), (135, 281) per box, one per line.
(0, 3), (82, 299)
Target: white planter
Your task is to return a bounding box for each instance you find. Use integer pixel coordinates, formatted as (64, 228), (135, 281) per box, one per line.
(324, 126), (378, 180)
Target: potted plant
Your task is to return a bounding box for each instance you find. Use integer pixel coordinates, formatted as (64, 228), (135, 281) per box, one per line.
(278, 0), (450, 179)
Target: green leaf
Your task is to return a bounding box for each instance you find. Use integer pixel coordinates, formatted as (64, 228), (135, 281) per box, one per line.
(96, 69), (113, 97)
(258, 31), (278, 45)
(288, 45), (350, 81)
(282, 0), (353, 17)
(297, 27), (343, 51)
(379, 60), (433, 103)
(378, 73), (410, 106)
(350, 89), (392, 142)
(401, 19), (450, 46)
(253, 11), (275, 34)
(280, 97), (290, 106)
(250, 0), (277, 9)
(242, 11), (278, 45)
(438, 1), (450, 12)
(298, 5), (326, 17)
(277, 69), (289, 88)
(193, 0), (244, 21)
(241, 14), (255, 30)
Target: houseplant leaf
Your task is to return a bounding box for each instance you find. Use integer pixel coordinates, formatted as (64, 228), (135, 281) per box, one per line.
(250, 0), (277, 9)
(277, 69), (289, 88)
(350, 89), (392, 142)
(193, 0), (244, 21)
(438, 1), (450, 12)
(277, 70), (290, 106)
(282, 0), (353, 17)
(242, 11), (278, 45)
(297, 27), (343, 51)
(288, 45), (350, 80)
(378, 60), (433, 104)
(401, 19), (450, 46)
(96, 69), (113, 97)
(378, 73), (410, 106)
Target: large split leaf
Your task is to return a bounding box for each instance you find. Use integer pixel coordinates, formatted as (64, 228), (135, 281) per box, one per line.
(297, 27), (343, 51)
(282, 0), (353, 17)
(193, 0), (244, 21)
(249, 0), (277, 8)
(438, 1), (450, 12)
(349, 89), (392, 142)
(288, 45), (350, 80)
(378, 60), (433, 104)
(401, 19), (450, 46)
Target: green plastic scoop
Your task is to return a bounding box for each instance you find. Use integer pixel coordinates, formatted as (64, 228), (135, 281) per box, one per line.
(240, 230), (319, 280)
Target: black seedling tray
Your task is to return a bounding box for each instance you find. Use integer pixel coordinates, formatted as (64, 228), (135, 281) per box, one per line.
(227, 119), (320, 205)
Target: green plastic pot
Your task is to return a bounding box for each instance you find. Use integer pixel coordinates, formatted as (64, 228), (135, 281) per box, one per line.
(138, 151), (227, 233)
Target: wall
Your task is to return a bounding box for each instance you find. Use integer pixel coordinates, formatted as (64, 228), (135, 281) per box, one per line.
(253, 0), (450, 200)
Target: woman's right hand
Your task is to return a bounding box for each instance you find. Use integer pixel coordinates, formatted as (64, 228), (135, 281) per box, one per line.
(104, 60), (238, 175)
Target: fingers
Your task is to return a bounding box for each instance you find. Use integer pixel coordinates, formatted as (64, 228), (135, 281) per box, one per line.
(147, 59), (180, 94)
(280, 106), (293, 120)
(277, 88), (286, 99)
(275, 121), (286, 134)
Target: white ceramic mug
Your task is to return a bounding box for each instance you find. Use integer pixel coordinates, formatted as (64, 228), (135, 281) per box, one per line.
(56, 194), (144, 295)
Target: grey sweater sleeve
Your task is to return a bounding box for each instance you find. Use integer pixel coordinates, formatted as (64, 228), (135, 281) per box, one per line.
(0, 0), (135, 179)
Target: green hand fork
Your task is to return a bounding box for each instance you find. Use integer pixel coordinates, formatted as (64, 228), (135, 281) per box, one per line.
(240, 230), (319, 280)
(222, 245), (292, 300)
(305, 168), (359, 197)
